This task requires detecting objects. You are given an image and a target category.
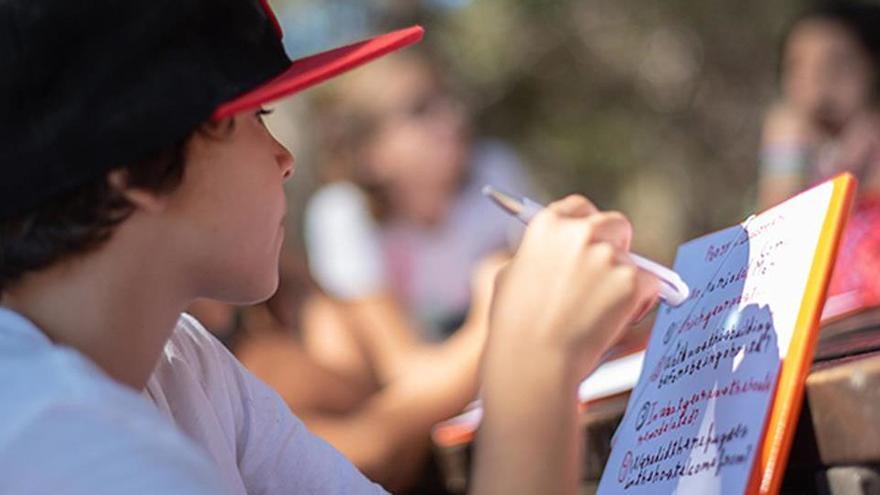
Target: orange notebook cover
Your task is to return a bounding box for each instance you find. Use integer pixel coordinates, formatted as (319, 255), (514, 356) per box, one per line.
(749, 173), (855, 494)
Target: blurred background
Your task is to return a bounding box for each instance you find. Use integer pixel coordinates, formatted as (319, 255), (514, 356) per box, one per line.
(207, 2), (880, 492)
(267, 0), (813, 263)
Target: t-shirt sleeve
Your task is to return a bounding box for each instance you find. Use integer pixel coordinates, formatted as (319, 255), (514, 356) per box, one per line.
(1, 402), (229, 495)
(176, 315), (388, 495)
(304, 182), (387, 299)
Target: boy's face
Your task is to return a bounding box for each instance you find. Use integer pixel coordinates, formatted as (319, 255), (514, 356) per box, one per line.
(161, 109), (294, 304)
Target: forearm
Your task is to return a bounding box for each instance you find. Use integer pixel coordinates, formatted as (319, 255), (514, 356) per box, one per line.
(302, 403), (428, 491)
(344, 294), (423, 383)
(347, 293), (488, 386)
(236, 332), (374, 415)
(467, 196), (658, 494)
(304, 354), (481, 490)
(471, 344), (599, 495)
(344, 252), (504, 384)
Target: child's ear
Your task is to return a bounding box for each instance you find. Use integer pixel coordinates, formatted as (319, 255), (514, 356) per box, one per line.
(107, 169), (167, 213)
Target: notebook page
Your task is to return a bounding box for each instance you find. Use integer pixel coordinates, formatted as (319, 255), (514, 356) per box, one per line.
(598, 181), (834, 494)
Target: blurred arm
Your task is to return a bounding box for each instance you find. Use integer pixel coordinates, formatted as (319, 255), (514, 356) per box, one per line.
(236, 329), (374, 415)
(300, 327), (483, 492)
(758, 103), (815, 208)
(240, 309), (482, 491)
(240, 276), (495, 491)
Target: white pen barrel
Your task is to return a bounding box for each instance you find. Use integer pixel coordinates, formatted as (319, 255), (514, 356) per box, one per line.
(519, 197), (544, 223)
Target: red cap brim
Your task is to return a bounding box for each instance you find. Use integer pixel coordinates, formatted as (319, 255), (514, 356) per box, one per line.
(212, 25), (424, 120)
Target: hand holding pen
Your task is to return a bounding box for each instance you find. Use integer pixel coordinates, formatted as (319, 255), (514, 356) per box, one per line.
(480, 193), (662, 382)
(482, 185), (690, 307)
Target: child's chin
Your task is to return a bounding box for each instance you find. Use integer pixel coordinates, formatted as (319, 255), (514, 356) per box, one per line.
(223, 275), (280, 305)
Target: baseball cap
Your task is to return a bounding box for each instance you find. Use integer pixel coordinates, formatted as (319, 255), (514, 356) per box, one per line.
(0, 0), (423, 219)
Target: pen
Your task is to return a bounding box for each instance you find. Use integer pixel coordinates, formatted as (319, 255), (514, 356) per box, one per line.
(482, 185), (691, 307)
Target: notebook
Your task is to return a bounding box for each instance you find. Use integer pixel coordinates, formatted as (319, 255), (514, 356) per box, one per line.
(598, 173), (855, 494)
(431, 349), (646, 447)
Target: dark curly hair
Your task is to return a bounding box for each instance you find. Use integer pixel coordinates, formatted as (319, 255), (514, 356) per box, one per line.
(0, 138), (190, 293)
(0, 117), (241, 294)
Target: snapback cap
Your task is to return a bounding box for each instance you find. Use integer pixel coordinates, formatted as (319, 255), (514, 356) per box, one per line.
(0, 0), (423, 219)
(214, 24), (424, 120)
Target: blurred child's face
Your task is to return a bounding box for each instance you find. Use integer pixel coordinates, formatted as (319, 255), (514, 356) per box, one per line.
(363, 61), (469, 224)
(783, 18), (876, 134)
(164, 110), (294, 304)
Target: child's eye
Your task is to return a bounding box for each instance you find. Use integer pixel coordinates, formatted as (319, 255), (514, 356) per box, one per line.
(256, 108), (274, 124)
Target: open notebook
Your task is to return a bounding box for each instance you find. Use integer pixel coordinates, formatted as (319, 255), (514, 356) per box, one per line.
(598, 174), (855, 494)
(431, 349), (647, 447)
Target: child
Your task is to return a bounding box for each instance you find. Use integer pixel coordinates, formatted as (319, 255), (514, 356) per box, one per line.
(0, 1), (657, 494)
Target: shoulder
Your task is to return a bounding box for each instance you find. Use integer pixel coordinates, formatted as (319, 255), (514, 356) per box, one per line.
(302, 181), (386, 296)
(0, 309), (160, 431)
(167, 312), (229, 359)
(304, 181), (380, 244)
(0, 315), (224, 494)
(307, 181), (371, 217)
(150, 316), (388, 495)
(0, 398), (226, 494)
(152, 313), (239, 392)
(152, 313), (296, 425)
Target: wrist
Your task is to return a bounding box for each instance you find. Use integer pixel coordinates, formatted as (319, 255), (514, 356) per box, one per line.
(485, 319), (605, 385)
(474, 340), (584, 495)
(482, 339), (583, 403)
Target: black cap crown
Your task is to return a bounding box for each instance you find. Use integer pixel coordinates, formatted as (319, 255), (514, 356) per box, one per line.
(0, 0), (290, 218)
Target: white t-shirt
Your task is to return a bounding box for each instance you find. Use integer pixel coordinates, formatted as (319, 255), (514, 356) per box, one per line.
(0, 307), (386, 495)
(0, 307), (226, 495)
(146, 314), (386, 495)
(305, 140), (531, 340)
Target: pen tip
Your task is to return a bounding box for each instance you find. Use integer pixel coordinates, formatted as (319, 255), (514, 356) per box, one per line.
(481, 185), (495, 197)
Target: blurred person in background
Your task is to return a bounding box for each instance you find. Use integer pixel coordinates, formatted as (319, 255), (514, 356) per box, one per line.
(759, 1), (880, 307)
(232, 253), (504, 492)
(300, 51), (535, 383)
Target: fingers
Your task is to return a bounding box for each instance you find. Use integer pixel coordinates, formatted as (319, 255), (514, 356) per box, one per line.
(530, 195), (632, 252)
(524, 192), (651, 318)
(545, 194), (598, 218)
(582, 245), (659, 325)
(486, 194), (662, 377)
(610, 259), (659, 312)
(629, 268), (660, 323)
(551, 196), (630, 251)
(584, 211), (632, 252)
